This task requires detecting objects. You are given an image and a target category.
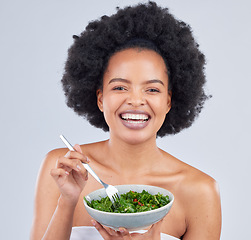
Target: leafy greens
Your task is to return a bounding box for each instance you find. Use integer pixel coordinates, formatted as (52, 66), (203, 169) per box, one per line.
(84, 190), (170, 213)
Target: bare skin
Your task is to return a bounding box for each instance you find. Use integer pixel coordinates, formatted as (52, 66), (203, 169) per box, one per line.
(30, 49), (221, 239)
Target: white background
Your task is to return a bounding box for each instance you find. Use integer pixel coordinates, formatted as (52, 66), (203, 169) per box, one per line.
(1, 0), (250, 239)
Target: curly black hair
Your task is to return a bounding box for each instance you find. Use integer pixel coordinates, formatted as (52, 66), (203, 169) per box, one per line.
(61, 1), (209, 137)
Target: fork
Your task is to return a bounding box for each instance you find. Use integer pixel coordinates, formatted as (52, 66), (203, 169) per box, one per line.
(59, 135), (120, 205)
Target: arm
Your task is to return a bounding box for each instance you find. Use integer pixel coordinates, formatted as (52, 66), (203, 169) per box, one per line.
(41, 196), (76, 240)
(182, 178), (222, 240)
(30, 145), (88, 240)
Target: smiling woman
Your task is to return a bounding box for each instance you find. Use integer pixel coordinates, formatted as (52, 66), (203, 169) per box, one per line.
(30, 2), (221, 240)
(97, 49), (171, 144)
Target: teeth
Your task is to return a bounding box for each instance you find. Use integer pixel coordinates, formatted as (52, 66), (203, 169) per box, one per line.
(127, 120), (144, 124)
(121, 113), (149, 121)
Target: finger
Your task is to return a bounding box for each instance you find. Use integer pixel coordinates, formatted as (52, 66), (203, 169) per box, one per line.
(72, 164), (88, 181)
(65, 150), (90, 164)
(57, 156), (85, 172)
(119, 228), (132, 239)
(103, 226), (116, 236)
(55, 158), (72, 173)
(73, 144), (82, 153)
(50, 168), (69, 179)
(59, 152), (89, 181)
(91, 220), (112, 239)
(64, 151), (70, 157)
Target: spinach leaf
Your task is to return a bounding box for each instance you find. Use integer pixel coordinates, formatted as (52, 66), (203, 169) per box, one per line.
(85, 190), (170, 213)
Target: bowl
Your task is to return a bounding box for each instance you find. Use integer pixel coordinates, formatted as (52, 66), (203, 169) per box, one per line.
(83, 184), (174, 231)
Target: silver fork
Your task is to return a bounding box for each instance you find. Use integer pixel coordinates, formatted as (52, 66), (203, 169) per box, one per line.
(60, 135), (120, 205)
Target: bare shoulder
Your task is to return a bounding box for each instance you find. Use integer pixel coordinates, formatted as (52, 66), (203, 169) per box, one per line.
(41, 140), (106, 168)
(180, 163), (220, 207)
(36, 147), (68, 185)
(79, 140), (108, 162)
(169, 156), (222, 239)
(182, 163), (218, 193)
(160, 150), (220, 198)
(80, 140), (107, 152)
(43, 147), (67, 165)
(34, 147), (70, 199)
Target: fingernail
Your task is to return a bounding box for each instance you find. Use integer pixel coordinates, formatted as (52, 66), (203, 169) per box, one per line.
(65, 151), (70, 157)
(65, 171), (69, 175)
(86, 157), (90, 163)
(119, 228), (125, 233)
(77, 165), (81, 170)
(91, 220), (96, 226)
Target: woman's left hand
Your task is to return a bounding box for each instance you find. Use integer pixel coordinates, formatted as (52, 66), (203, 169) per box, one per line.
(91, 219), (163, 240)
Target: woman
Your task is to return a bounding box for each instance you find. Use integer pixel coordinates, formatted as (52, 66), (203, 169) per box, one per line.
(30, 2), (221, 239)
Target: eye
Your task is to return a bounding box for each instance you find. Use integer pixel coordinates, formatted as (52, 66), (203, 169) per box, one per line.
(147, 88), (160, 93)
(112, 86), (127, 91)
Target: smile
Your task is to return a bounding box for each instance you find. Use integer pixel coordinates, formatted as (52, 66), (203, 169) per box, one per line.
(121, 113), (149, 122)
(119, 112), (150, 129)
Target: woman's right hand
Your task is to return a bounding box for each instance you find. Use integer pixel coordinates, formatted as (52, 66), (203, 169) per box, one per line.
(50, 144), (89, 205)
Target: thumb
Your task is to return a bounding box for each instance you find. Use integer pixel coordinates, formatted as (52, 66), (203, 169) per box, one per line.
(74, 144), (83, 153)
(119, 228), (132, 239)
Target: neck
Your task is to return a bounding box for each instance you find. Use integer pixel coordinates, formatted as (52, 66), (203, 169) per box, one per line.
(106, 135), (163, 177)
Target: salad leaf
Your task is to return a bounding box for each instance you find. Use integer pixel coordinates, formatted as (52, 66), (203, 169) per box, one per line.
(85, 190), (170, 213)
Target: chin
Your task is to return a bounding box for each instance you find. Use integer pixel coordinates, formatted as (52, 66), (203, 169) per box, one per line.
(119, 131), (156, 145)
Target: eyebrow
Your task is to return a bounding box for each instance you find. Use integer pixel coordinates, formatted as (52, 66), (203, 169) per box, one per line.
(108, 78), (164, 86)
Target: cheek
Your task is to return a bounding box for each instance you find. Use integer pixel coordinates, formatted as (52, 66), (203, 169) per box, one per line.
(102, 94), (122, 118)
(150, 96), (165, 107)
(102, 95), (114, 111)
(149, 97), (169, 117)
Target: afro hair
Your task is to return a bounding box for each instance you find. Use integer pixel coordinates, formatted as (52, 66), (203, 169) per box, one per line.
(61, 1), (210, 137)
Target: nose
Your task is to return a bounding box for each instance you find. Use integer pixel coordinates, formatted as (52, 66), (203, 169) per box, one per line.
(126, 89), (146, 107)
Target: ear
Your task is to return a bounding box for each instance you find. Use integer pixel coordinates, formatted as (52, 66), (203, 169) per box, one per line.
(96, 89), (103, 112)
(166, 90), (172, 114)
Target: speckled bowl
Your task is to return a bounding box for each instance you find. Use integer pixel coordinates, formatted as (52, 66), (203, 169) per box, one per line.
(83, 184), (174, 231)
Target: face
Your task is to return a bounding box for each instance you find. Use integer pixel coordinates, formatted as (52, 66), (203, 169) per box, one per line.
(97, 48), (171, 144)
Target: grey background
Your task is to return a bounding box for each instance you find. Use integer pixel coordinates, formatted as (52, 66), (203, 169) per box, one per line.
(1, 0), (250, 239)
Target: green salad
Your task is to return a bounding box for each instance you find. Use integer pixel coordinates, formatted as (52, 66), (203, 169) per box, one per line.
(84, 190), (170, 213)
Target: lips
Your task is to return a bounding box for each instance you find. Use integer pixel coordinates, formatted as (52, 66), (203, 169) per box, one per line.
(119, 111), (150, 129)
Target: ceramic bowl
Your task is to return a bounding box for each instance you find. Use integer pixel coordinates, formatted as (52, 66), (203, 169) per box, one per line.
(83, 184), (174, 231)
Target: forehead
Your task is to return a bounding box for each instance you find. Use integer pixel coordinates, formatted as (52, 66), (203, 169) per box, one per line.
(103, 48), (168, 81)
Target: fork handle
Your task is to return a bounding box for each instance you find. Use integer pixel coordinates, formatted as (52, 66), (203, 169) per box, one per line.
(82, 163), (103, 186)
(60, 135), (104, 186)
